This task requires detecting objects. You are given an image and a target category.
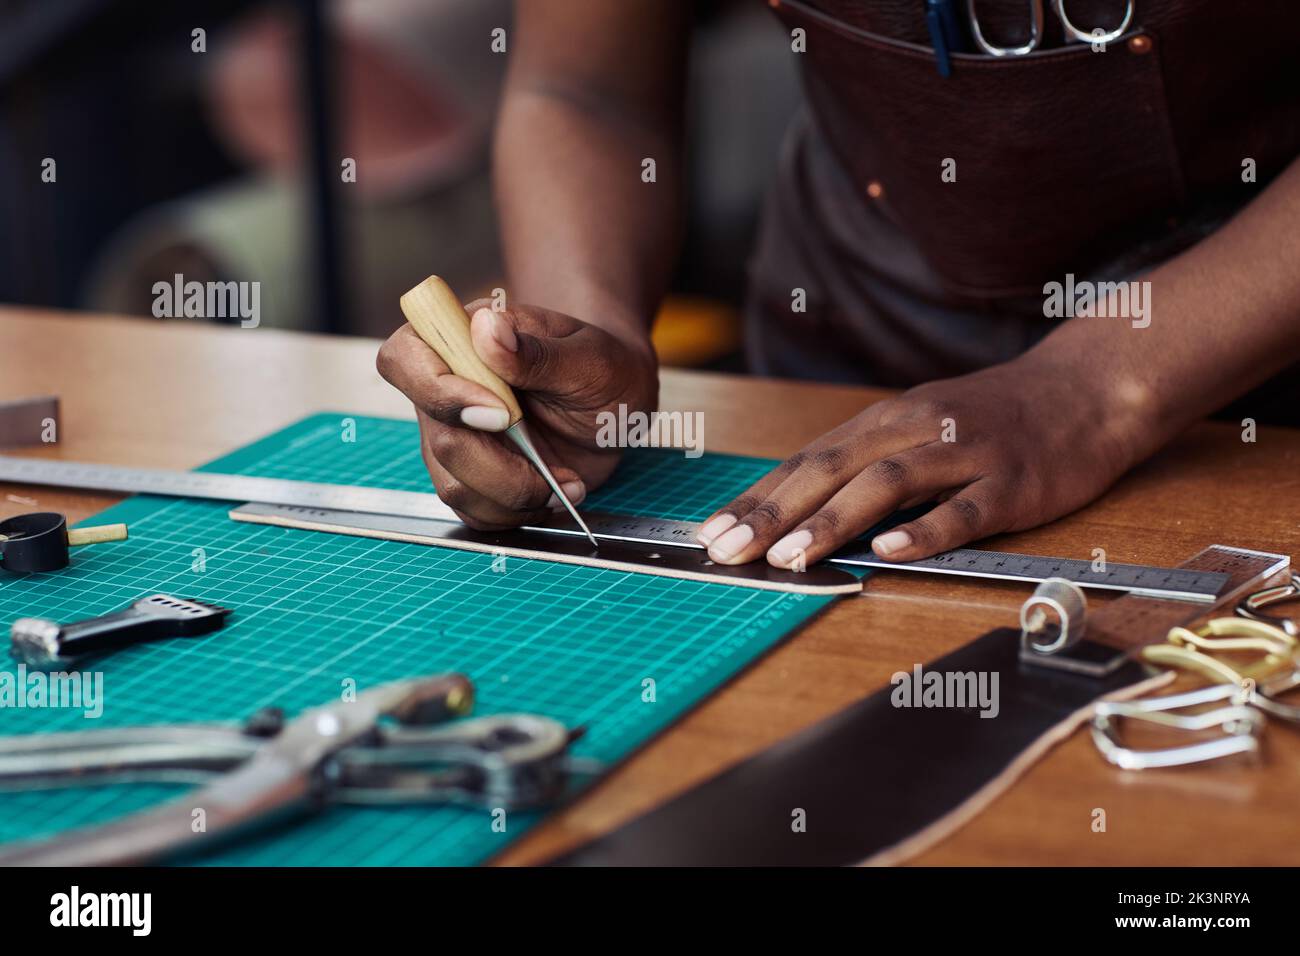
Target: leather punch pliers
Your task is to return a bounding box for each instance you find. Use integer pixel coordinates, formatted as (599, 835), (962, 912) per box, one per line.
(0, 673), (589, 865)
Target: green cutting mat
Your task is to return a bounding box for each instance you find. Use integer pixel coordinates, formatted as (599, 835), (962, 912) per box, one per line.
(0, 414), (850, 865)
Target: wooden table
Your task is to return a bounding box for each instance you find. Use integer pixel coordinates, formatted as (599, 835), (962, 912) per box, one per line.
(3, 308), (1299, 866)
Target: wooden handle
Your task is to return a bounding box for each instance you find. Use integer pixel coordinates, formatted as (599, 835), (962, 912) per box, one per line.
(67, 523), (129, 547)
(399, 276), (524, 427)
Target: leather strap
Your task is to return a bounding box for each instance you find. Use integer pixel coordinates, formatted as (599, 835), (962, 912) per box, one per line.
(552, 628), (1164, 866)
(551, 546), (1287, 866)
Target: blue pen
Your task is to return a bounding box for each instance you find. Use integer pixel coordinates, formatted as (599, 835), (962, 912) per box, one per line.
(924, 0), (968, 78)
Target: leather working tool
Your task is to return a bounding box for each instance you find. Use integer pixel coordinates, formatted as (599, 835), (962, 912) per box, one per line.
(0, 674), (589, 865)
(398, 275), (598, 548)
(550, 546), (1288, 866)
(0, 512), (127, 574)
(10, 594), (230, 668)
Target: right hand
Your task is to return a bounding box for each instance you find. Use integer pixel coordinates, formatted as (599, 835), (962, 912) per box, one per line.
(376, 299), (658, 530)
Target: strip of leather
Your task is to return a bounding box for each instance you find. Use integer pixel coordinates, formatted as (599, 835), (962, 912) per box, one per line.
(552, 628), (1156, 866)
(1088, 547), (1290, 651)
(552, 546), (1288, 866)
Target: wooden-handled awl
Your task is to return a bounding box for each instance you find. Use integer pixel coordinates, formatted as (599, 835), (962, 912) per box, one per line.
(399, 276), (598, 548)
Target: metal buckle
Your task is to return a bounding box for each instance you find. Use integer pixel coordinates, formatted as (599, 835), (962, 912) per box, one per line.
(1237, 572), (1300, 637)
(1141, 618), (1300, 711)
(1091, 684), (1265, 770)
(1092, 617), (1300, 770)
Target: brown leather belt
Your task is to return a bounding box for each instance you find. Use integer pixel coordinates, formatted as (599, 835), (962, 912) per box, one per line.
(552, 546), (1288, 866)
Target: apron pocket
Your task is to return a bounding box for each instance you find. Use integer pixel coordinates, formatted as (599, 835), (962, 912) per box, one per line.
(770, 0), (1186, 297)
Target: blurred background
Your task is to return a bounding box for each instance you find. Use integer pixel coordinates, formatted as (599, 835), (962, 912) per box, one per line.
(0, 0), (801, 370)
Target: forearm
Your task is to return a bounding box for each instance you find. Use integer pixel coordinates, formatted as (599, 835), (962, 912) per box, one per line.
(492, 2), (690, 358)
(494, 91), (681, 354)
(1027, 157), (1300, 460)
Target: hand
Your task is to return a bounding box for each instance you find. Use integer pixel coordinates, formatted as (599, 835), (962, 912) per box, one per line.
(696, 355), (1143, 567)
(377, 299), (658, 529)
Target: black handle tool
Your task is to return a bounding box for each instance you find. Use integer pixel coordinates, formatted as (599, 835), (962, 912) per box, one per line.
(10, 594), (231, 668)
(0, 512), (128, 573)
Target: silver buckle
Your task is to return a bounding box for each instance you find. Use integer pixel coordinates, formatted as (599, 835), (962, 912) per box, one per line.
(1091, 685), (1265, 770)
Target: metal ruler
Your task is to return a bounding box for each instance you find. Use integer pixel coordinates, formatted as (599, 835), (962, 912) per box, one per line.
(0, 454), (1230, 600)
(543, 511), (1230, 600)
(0, 455), (458, 521)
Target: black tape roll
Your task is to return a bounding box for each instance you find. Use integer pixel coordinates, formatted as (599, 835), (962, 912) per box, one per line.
(0, 512), (69, 573)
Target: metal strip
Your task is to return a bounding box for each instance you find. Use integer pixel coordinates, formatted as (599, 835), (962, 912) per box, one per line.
(275, 504), (1230, 600)
(229, 503), (862, 595)
(0, 454), (1231, 599)
(0, 455), (458, 521)
(547, 511), (1228, 600)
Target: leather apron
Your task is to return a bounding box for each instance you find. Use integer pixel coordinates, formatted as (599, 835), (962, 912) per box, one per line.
(748, 0), (1300, 390)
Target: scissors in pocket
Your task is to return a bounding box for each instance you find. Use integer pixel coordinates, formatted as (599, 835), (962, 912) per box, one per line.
(966, 0), (1136, 57)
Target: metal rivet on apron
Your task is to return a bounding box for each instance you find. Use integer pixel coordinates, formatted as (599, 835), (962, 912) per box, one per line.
(866, 180), (884, 199)
(1127, 35), (1153, 54)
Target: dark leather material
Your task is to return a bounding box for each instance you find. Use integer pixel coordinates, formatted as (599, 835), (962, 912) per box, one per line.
(552, 627), (1147, 866)
(766, 0), (1300, 297)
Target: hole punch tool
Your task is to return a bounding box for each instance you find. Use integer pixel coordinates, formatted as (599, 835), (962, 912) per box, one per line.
(0, 674), (590, 865)
(0, 512), (127, 574)
(10, 594), (231, 668)
(399, 275), (599, 549)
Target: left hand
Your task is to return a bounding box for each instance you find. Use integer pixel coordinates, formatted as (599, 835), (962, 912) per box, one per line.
(696, 355), (1145, 567)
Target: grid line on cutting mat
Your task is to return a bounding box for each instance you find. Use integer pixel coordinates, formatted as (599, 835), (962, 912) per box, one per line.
(0, 414), (841, 865)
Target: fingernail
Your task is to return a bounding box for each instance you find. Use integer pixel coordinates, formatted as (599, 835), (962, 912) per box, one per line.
(873, 529), (912, 556)
(476, 308), (518, 353)
(708, 524), (754, 563)
(460, 405), (510, 431)
(768, 529), (812, 567)
(697, 513), (737, 545)
(548, 482), (586, 510)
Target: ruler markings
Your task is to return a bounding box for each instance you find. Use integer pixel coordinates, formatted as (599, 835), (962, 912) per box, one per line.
(0, 455), (1230, 600)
